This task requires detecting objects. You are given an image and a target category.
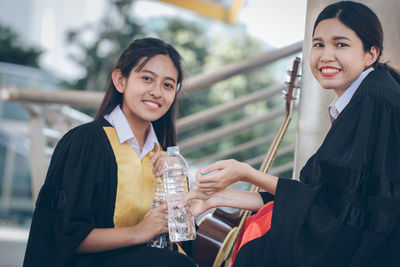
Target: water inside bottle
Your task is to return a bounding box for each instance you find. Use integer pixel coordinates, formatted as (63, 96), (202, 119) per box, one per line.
(148, 177), (170, 249)
(166, 194), (196, 242)
(164, 169), (196, 242)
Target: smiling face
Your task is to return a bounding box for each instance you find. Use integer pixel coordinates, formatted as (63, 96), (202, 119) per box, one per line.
(112, 54), (178, 129)
(309, 18), (375, 96)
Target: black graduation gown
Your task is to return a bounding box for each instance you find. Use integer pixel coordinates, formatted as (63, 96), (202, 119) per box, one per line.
(23, 118), (196, 267)
(235, 69), (400, 267)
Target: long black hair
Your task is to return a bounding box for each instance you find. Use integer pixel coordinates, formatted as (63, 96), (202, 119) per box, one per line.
(313, 1), (400, 84)
(94, 38), (184, 150)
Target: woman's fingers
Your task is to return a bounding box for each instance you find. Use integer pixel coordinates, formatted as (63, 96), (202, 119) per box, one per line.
(179, 189), (210, 206)
(154, 156), (166, 176)
(178, 189), (216, 217)
(150, 151), (168, 177)
(197, 170), (229, 192)
(153, 202), (168, 212)
(180, 190), (201, 206)
(149, 152), (159, 165)
(195, 159), (244, 193)
(148, 205), (168, 227)
(197, 160), (226, 176)
(196, 171), (219, 183)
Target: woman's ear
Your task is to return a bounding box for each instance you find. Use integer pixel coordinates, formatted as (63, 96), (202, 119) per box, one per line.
(365, 46), (380, 67)
(112, 69), (126, 93)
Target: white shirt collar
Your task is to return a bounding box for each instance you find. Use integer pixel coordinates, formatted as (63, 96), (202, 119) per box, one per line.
(329, 67), (374, 121)
(104, 105), (160, 159)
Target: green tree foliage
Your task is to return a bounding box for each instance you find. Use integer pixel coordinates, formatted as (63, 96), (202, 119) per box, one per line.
(154, 17), (208, 78)
(171, 31), (279, 161)
(65, 0), (143, 91)
(0, 25), (42, 67)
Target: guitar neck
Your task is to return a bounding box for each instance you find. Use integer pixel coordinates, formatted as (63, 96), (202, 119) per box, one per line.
(250, 113), (292, 192)
(238, 112), (292, 230)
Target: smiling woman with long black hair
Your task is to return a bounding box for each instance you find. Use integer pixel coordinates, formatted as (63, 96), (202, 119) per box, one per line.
(182, 2), (400, 266)
(23, 38), (196, 267)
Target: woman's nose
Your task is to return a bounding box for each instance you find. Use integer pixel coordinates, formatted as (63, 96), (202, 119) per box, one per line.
(320, 46), (335, 62)
(149, 83), (162, 98)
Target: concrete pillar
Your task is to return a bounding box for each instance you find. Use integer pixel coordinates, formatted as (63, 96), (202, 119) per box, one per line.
(293, 0), (400, 178)
(28, 110), (48, 204)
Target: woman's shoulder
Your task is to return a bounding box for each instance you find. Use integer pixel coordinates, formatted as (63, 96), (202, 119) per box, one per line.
(359, 69), (400, 107)
(56, 118), (114, 157)
(63, 118), (109, 138)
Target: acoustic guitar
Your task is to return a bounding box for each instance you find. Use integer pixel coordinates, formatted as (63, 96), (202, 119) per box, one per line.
(193, 57), (301, 267)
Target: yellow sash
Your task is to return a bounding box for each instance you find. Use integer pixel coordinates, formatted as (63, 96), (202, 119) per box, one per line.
(103, 127), (156, 228)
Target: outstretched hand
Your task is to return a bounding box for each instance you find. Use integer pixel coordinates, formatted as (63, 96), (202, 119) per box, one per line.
(195, 159), (251, 194)
(179, 189), (217, 217)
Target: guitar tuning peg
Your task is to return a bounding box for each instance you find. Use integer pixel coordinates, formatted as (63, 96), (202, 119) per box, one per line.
(281, 89), (288, 96)
(292, 88), (301, 100)
(287, 71), (302, 77)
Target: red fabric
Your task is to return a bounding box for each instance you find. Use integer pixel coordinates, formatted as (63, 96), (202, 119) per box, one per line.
(231, 201), (274, 266)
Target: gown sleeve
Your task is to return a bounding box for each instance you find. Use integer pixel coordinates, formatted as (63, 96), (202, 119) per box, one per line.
(23, 124), (109, 267)
(268, 72), (400, 267)
(259, 191), (274, 204)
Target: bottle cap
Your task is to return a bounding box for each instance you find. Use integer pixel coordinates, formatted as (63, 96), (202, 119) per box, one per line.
(167, 146), (180, 153)
(201, 170), (219, 176)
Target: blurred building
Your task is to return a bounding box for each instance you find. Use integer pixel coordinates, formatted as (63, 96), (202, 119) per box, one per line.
(0, 61), (61, 224)
(0, 61), (60, 266)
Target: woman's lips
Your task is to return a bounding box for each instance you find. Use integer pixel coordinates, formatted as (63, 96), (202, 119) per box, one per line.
(143, 100), (161, 109)
(320, 67), (341, 77)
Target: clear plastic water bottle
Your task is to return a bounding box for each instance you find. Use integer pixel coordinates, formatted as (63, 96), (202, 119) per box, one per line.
(148, 176), (170, 249)
(163, 146), (196, 242)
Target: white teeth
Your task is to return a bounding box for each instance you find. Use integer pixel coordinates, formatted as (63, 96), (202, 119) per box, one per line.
(321, 68), (339, 74)
(145, 101), (159, 108)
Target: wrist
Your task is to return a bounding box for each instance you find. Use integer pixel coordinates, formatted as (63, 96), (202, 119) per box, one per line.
(239, 162), (254, 183)
(207, 189), (225, 208)
(129, 224), (149, 245)
(213, 188), (234, 207)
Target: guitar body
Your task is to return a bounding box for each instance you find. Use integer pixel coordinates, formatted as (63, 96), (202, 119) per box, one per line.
(194, 209), (242, 267)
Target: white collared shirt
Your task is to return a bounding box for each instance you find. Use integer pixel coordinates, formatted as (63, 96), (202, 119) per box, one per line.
(104, 105), (160, 159)
(328, 67), (374, 123)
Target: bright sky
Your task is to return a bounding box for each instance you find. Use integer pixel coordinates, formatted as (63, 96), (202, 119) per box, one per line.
(238, 0), (307, 47)
(134, 0), (308, 48)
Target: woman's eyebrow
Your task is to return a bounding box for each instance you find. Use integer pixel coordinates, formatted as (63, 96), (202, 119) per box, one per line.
(312, 37), (323, 42)
(312, 36), (351, 42)
(142, 70), (176, 83)
(142, 69), (157, 76)
(333, 36), (351, 41)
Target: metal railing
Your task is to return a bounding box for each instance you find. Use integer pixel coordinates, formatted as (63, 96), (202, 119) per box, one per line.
(0, 41), (302, 204)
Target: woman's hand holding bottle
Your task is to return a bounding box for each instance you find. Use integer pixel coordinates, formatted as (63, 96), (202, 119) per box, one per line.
(136, 203), (168, 242)
(150, 151), (169, 177)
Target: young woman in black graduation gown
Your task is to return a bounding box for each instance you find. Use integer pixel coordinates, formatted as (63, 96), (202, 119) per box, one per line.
(23, 38), (197, 267)
(181, 2), (400, 266)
